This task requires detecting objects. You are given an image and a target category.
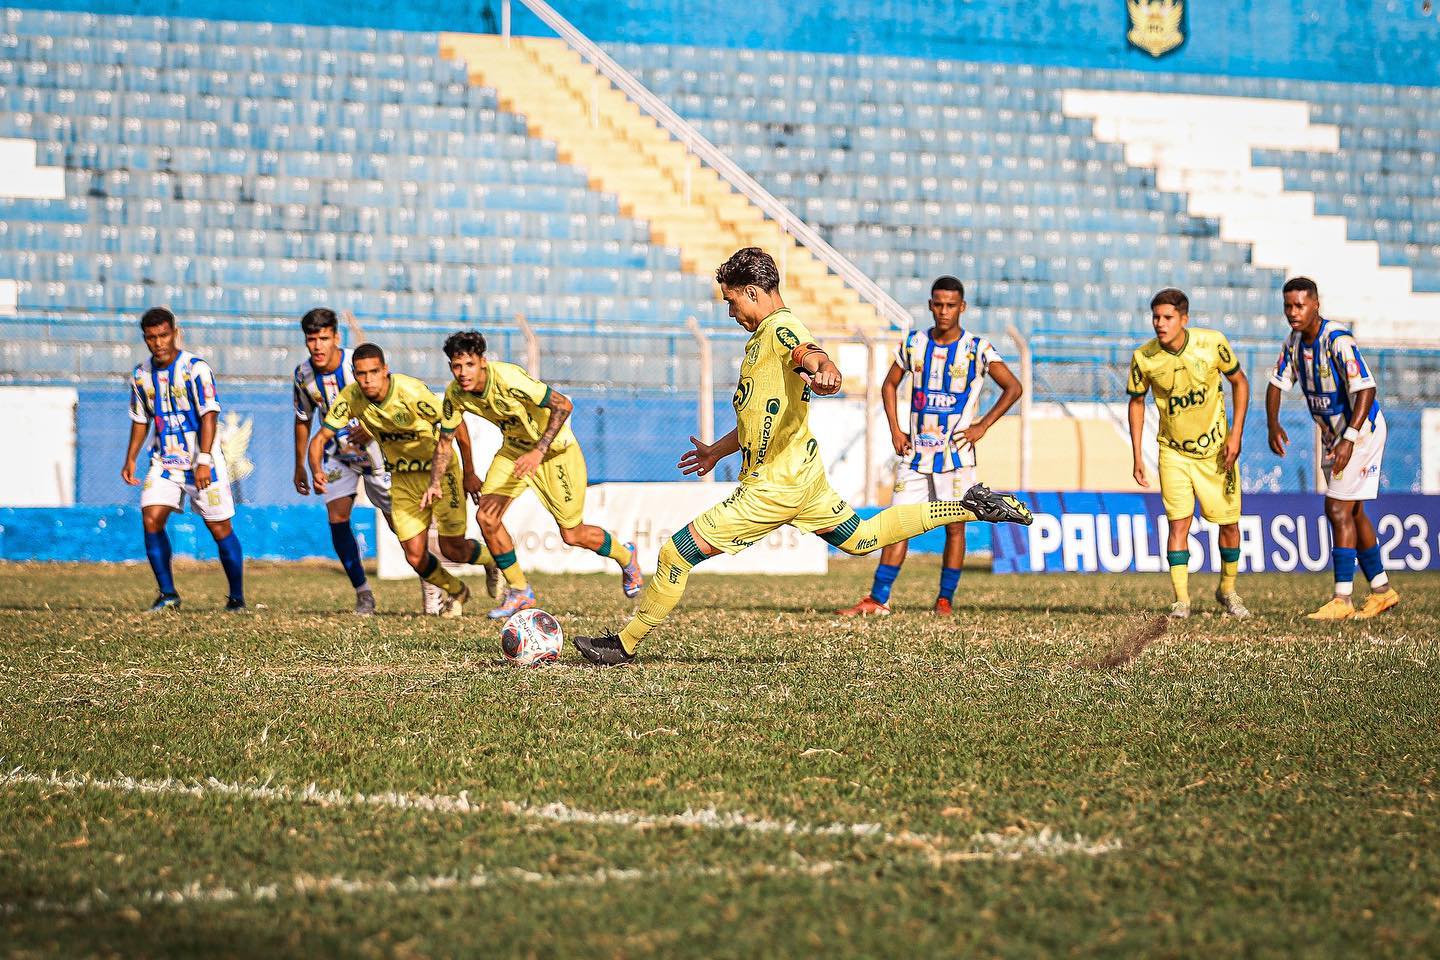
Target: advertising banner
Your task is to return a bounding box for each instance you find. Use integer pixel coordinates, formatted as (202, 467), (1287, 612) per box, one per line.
(992, 492), (1440, 573)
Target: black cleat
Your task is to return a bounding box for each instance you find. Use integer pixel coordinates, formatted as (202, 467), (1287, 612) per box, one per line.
(573, 633), (636, 666)
(148, 593), (181, 613)
(224, 596), (248, 612)
(960, 483), (1034, 525)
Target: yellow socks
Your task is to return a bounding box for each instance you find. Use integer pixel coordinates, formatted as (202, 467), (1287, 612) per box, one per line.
(1167, 550), (1190, 604)
(419, 554), (465, 597)
(468, 539), (495, 567)
(824, 501), (977, 556)
(1219, 546), (1240, 594)
(494, 549), (527, 590)
(618, 531), (703, 653)
(598, 530), (632, 568)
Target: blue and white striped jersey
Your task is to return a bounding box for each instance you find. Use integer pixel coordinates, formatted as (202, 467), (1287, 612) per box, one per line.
(128, 350), (224, 481)
(896, 327), (1003, 474)
(294, 348), (374, 469)
(1269, 319), (1383, 446)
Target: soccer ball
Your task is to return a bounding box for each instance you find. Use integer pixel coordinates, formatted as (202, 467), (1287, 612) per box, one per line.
(500, 608), (563, 666)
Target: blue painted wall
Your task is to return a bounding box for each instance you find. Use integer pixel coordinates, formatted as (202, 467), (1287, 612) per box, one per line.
(10, 0), (1440, 85)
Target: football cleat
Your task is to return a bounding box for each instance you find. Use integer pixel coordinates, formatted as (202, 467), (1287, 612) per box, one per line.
(354, 588), (377, 616)
(1352, 589), (1400, 620)
(960, 484), (1033, 525)
(488, 584), (537, 620)
(1167, 601), (1191, 620)
(439, 583), (469, 619)
(224, 596), (247, 612)
(1214, 589), (1251, 620)
(837, 595), (892, 617)
(933, 597), (953, 616)
(573, 632), (635, 666)
(620, 541), (644, 599)
(483, 562), (502, 600)
(147, 593), (181, 613)
(1307, 597), (1355, 621)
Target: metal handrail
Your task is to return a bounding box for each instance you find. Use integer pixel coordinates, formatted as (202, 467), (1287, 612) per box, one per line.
(498, 0), (913, 331)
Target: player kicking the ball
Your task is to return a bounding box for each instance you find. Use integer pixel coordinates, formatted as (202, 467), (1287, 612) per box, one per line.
(573, 248), (1033, 665)
(1128, 288), (1251, 620)
(308, 344), (497, 617)
(438, 331), (643, 619)
(121, 307), (246, 612)
(1266, 277), (1400, 620)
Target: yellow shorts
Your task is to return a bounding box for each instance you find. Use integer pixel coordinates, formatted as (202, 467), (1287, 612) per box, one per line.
(1158, 445), (1241, 525)
(695, 473), (850, 555)
(390, 461), (468, 543)
(481, 441), (587, 530)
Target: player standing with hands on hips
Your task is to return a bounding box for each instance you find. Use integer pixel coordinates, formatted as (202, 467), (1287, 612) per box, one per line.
(838, 276), (1022, 617)
(1266, 277), (1400, 620)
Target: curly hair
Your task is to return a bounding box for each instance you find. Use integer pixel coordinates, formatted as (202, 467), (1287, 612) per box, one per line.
(715, 247), (781, 293)
(442, 330), (487, 359)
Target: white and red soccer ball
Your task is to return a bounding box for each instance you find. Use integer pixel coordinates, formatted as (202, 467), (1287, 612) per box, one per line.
(501, 608), (563, 666)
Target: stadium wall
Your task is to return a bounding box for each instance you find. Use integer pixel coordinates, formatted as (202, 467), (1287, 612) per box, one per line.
(7, 0), (1440, 85)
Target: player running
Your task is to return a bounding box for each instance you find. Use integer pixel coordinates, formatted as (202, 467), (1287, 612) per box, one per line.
(292, 308), (394, 615)
(438, 331), (643, 619)
(307, 343), (496, 617)
(1127, 288), (1251, 620)
(1265, 277), (1400, 620)
(121, 307), (246, 612)
(837, 276), (1022, 617)
(573, 247), (1033, 666)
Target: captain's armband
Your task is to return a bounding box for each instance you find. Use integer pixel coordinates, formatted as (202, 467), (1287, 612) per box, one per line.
(790, 343), (825, 367)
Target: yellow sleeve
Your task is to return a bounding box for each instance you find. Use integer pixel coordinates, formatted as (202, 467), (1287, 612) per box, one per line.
(1214, 332), (1240, 375)
(402, 378), (444, 428)
(440, 381), (465, 434)
(492, 361), (551, 407)
(1126, 351), (1149, 396)
(322, 383), (359, 431)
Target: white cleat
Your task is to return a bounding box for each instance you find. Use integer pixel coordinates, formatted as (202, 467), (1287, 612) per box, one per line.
(440, 584), (470, 619)
(1215, 589), (1251, 620)
(1167, 601), (1191, 620)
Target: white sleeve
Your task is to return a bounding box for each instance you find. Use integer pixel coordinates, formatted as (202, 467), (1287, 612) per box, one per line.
(190, 359), (222, 415)
(978, 337), (1003, 370)
(293, 369), (315, 421)
(1268, 340), (1298, 392)
(1331, 335), (1378, 395)
(893, 331), (912, 370)
(128, 371), (150, 424)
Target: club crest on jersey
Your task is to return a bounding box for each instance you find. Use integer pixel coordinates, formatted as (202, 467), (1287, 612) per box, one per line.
(745, 341), (762, 368)
(1127, 0), (1185, 58)
(392, 408), (414, 427)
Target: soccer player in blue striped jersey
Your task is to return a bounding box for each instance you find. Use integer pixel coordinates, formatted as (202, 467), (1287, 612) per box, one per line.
(838, 276), (1022, 616)
(121, 307), (246, 612)
(292, 308), (395, 615)
(1266, 277), (1400, 620)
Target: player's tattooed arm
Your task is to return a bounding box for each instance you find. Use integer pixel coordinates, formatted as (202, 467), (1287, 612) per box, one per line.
(307, 423), (336, 494)
(121, 420), (149, 486)
(194, 410), (219, 491)
(514, 390), (573, 480)
(791, 342), (842, 395)
(423, 433), (455, 509)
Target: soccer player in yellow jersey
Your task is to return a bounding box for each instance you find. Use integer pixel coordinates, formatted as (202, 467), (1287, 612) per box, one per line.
(436, 330), (643, 619)
(573, 247), (1034, 666)
(1127, 288), (1251, 620)
(307, 343), (498, 617)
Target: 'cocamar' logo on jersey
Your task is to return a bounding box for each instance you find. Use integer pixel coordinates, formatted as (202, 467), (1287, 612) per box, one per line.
(1170, 422), (1226, 455)
(733, 377), (754, 411)
(1166, 386), (1208, 416)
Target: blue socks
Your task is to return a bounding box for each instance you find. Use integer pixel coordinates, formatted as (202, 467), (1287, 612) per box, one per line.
(216, 531), (245, 602)
(1332, 547), (1357, 597)
(938, 566), (962, 601)
(870, 563), (901, 604)
(1357, 544), (1388, 589)
(144, 529), (176, 597)
(329, 521), (368, 590)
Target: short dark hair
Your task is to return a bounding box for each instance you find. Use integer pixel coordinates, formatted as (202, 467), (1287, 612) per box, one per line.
(715, 247), (781, 293)
(301, 308), (339, 335)
(1283, 276), (1319, 299)
(352, 342), (386, 365)
(140, 307), (175, 330)
(930, 276), (965, 299)
(442, 330), (487, 359)
(1150, 288), (1189, 314)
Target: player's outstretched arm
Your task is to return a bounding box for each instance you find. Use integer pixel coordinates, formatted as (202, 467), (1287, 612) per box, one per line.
(793, 342), (842, 395)
(1223, 366), (1250, 471)
(679, 429), (739, 477)
(308, 424), (335, 494)
(1128, 394), (1149, 488)
(121, 420), (149, 486)
(880, 362), (911, 456)
(1265, 384), (1288, 457)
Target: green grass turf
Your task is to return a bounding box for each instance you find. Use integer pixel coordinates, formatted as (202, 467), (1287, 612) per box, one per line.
(1, 558), (1436, 958)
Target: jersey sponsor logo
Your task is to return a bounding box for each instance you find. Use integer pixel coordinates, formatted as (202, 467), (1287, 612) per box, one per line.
(443, 397), (455, 420)
(1166, 386), (1208, 416)
(1170, 421), (1226, 455)
(756, 397), (781, 465)
(915, 431), (948, 450)
(1345, 358), (1360, 378)
(385, 456), (433, 473)
(733, 376), (754, 412)
(415, 400), (437, 420)
(507, 388), (531, 402)
(330, 398), (350, 420)
(1218, 342), (1233, 367)
(378, 430), (420, 443)
(807, 438), (820, 465)
(912, 389), (960, 412)
(776, 327), (800, 351)
(853, 536), (878, 552)
(1130, 361), (1146, 392)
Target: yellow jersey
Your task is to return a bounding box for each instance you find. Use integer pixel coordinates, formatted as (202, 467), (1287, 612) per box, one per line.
(1128, 327), (1241, 459)
(441, 360), (576, 459)
(323, 373), (448, 474)
(733, 308), (826, 487)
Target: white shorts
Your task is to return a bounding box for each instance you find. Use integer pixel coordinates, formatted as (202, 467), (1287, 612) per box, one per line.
(322, 453), (393, 516)
(1324, 416), (1385, 502)
(140, 463), (235, 522)
(892, 463), (978, 507)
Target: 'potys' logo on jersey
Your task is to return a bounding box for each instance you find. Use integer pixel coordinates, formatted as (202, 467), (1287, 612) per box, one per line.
(733, 377), (754, 411)
(1166, 386), (1207, 416)
(1126, 0), (1184, 58)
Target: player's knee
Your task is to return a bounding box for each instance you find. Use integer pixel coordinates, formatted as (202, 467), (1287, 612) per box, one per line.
(437, 539), (470, 563)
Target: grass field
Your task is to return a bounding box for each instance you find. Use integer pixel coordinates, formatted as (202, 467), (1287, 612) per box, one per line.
(1, 557), (1437, 958)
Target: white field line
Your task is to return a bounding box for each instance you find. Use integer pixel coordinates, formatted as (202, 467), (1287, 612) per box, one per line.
(1, 767), (1121, 862)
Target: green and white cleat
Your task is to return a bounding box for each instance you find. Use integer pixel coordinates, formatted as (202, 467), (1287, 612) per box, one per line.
(1167, 601), (1191, 620)
(1215, 589), (1251, 620)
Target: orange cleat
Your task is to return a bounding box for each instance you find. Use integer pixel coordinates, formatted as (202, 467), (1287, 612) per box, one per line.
(1352, 589), (1400, 620)
(836, 595), (891, 617)
(933, 597), (953, 616)
(1307, 596), (1355, 621)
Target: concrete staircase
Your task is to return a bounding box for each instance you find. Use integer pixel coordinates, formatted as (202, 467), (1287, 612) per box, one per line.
(440, 34), (884, 336)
